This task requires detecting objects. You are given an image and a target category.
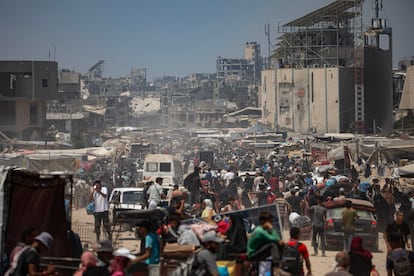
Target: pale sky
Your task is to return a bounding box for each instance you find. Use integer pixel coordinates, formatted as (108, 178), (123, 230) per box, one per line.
(1, 0), (413, 81)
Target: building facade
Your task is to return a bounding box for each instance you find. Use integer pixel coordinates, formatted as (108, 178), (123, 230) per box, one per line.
(216, 42), (263, 85)
(0, 61), (58, 140)
(260, 67), (355, 133)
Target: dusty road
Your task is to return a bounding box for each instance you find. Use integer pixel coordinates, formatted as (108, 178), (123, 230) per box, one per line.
(301, 234), (387, 275)
(72, 208), (388, 275)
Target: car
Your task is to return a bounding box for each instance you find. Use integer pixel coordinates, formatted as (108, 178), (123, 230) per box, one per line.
(324, 198), (379, 252)
(109, 187), (145, 223)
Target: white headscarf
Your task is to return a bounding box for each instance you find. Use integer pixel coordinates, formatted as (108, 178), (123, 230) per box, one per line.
(203, 198), (213, 209)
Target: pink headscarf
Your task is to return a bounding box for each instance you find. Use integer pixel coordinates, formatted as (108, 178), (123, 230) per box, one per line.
(110, 256), (130, 276)
(73, 251), (97, 276)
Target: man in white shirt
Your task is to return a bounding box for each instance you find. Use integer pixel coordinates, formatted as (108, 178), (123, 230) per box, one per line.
(223, 169), (235, 187)
(89, 180), (111, 241)
(147, 178), (164, 209)
(253, 172), (265, 192)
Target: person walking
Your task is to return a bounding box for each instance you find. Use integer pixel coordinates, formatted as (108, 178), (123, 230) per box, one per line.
(348, 236), (372, 276)
(287, 188), (305, 216)
(309, 197), (326, 257)
(386, 232), (414, 276)
(384, 210), (411, 252)
(184, 166), (202, 206)
(282, 226), (312, 276)
(89, 180), (111, 241)
(341, 200), (359, 251)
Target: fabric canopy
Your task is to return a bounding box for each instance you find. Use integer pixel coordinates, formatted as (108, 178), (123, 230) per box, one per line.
(398, 164), (414, 178)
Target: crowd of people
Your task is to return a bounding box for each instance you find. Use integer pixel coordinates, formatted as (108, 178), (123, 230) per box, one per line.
(9, 148), (414, 276)
(161, 154), (414, 275)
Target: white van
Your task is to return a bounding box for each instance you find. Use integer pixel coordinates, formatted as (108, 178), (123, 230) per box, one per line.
(143, 154), (183, 186)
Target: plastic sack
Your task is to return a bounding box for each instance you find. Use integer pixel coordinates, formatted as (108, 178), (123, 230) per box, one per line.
(177, 229), (200, 247)
(86, 202), (95, 215)
(218, 266), (230, 276)
(289, 212), (312, 228)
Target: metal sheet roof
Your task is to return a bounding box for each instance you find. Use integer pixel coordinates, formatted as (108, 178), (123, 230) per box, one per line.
(283, 0), (359, 27)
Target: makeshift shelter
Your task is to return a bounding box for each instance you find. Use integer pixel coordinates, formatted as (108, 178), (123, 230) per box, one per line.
(366, 146), (394, 166)
(398, 163), (414, 178)
(0, 167), (71, 270)
(23, 154), (78, 173)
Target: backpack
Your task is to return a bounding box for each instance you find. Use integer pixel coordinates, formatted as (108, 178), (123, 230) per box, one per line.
(280, 242), (303, 275)
(5, 246), (31, 276)
(190, 251), (210, 276)
(390, 249), (413, 276)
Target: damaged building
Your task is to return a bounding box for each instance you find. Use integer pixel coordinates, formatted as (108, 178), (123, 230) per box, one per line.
(0, 60), (58, 140)
(260, 0), (393, 134)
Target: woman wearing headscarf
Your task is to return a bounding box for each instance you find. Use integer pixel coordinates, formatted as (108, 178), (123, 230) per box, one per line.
(383, 187), (396, 225)
(348, 236), (373, 276)
(201, 199), (216, 224)
(219, 213), (248, 259)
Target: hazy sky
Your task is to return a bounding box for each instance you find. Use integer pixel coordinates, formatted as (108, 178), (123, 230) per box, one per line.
(1, 0), (413, 81)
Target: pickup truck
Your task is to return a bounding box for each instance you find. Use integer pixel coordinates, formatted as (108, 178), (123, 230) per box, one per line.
(109, 187), (145, 224)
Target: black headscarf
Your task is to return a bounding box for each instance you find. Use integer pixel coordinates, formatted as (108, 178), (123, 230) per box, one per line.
(227, 213), (247, 253)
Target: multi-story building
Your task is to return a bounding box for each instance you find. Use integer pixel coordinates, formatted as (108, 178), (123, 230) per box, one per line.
(105, 95), (130, 127)
(216, 42), (263, 85)
(399, 65), (414, 111)
(261, 67), (354, 133)
(261, 0), (393, 134)
(58, 69), (81, 100)
(169, 96), (228, 128)
(0, 60), (58, 140)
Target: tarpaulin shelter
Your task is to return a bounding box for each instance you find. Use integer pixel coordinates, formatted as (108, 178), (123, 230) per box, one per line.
(0, 167), (71, 271)
(398, 163), (414, 178)
(24, 154), (78, 173)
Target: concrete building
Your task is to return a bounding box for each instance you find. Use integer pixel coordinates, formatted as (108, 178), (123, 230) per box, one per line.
(168, 93), (230, 128)
(216, 42), (263, 85)
(58, 70), (81, 100)
(261, 0), (393, 134)
(105, 95), (130, 127)
(261, 67), (354, 133)
(0, 61), (58, 140)
(399, 66), (414, 110)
